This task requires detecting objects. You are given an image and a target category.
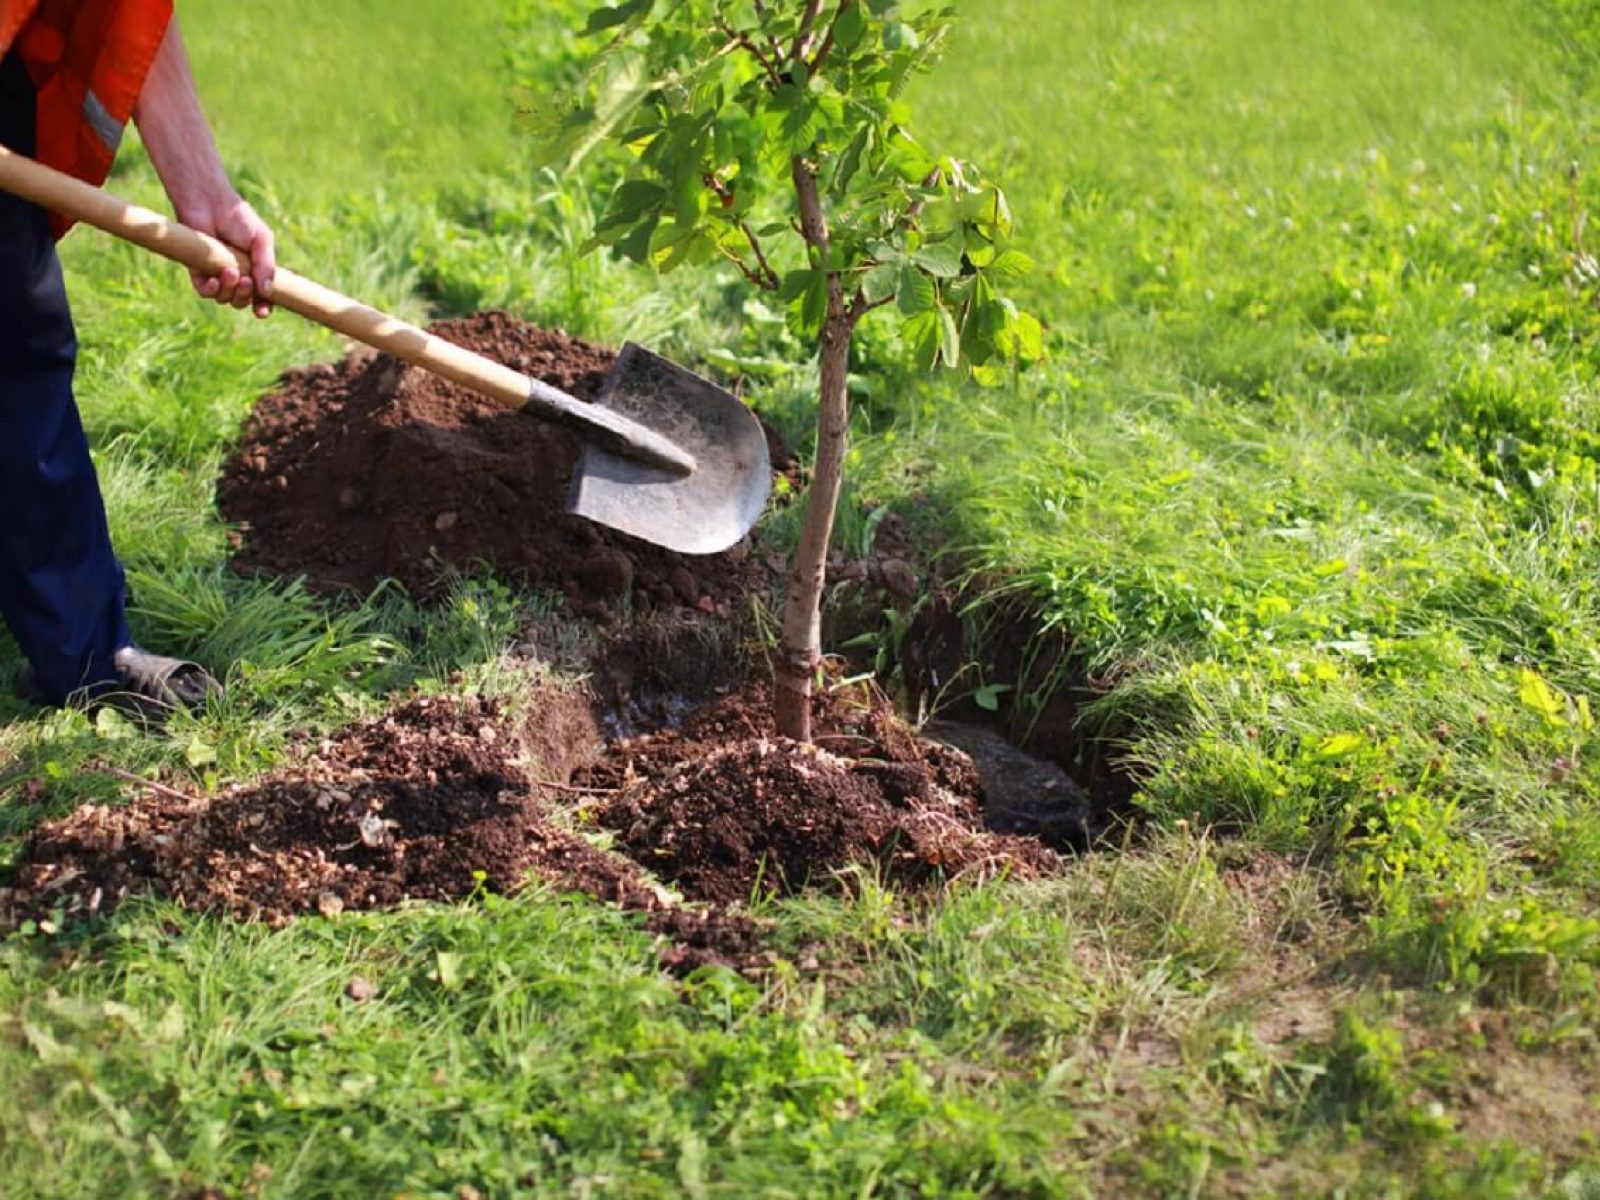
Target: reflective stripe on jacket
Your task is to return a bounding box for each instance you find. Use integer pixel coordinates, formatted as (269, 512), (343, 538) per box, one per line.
(1, 0), (173, 236)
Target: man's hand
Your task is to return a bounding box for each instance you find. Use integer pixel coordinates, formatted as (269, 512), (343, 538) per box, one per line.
(175, 192), (275, 319)
(133, 18), (276, 319)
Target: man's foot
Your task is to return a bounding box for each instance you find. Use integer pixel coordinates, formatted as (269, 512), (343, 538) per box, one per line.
(106, 646), (222, 712)
(14, 646), (221, 719)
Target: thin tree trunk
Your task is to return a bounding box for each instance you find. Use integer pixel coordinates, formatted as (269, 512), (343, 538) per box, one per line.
(775, 315), (852, 741)
(775, 157), (851, 742)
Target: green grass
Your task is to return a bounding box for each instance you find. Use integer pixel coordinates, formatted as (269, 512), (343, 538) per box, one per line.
(5, 0), (1600, 1194)
(895, 0), (1600, 1005)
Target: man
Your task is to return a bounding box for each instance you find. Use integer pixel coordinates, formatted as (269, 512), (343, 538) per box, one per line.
(1, 1), (274, 714)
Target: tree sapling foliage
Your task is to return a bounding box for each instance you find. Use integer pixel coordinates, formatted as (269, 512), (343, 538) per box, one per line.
(536, 0), (1040, 741)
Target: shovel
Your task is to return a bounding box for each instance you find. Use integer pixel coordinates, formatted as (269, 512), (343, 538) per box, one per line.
(0, 145), (771, 556)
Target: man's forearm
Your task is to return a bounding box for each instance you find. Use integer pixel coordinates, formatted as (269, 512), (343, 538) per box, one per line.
(131, 16), (275, 315)
(132, 17), (232, 223)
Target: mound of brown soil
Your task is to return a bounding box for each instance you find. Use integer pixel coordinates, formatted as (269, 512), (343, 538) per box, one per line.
(7, 694), (616, 919)
(589, 683), (1057, 904)
(218, 312), (783, 612)
(1, 693), (761, 972)
(3, 680), (1056, 962)
(599, 738), (1052, 905)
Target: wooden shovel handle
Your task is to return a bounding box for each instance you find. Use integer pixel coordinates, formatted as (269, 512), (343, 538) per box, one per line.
(0, 146), (701, 473)
(0, 143), (538, 409)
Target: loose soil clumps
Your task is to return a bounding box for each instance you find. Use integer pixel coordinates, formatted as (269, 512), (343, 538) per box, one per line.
(599, 737), (1051, 906)
(3, 680), (1057, 957)
(585, 682), (1058, 905)
(6, 693), (640, 923)
(2, 691), (762, 972)
(218, 312), (781, 613)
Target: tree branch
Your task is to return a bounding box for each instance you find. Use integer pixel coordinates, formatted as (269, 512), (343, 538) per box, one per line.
(741, 221), (782, 290)
(717, 242), (781, 292)
(792, 0), (826, 62)
(792, 156), (833, 271)
(808, 0), (855, 74)
(846, 290), (893, 323)
(717, 17), (785, 87)
(98, 765), (201, 804)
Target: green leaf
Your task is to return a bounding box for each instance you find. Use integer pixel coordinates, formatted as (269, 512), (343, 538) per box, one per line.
(889, 132), (937, 183)
(184, 736), (218, 769)
(153, 1001), (187, 1043)
(1012, 310), (1044, 360)
(583, 0), (653, 35)
(834, 4), (867, 49)
(912, 238), (964, 278)
(1318, 732), (1365, 758)
(1519, 668), (1569, 727)
(671, 161), (706, 224)
(986, 249), (1035, 279)
(961, 291), (1005, 364)
(972, 683), (1011, 712)
(935, 300), (961, 368)
(833, 126), (871, 192)
(599, 179), (666, 230)
(903, 310), (942, 369)
(962, 184), (1013, 235)
(883, 21), (921, 50)
(779, 269), (821, 301)
(94, 706), (134, 741)
(650, 222), (715, 272)
(970, 360), (1010, 387)
(436, 951), (463, 990)
(897, 264), (935, 314)
(614, 216), (659, 264)
(860, 260), (900, 304)
(801, 271), (831, 332)
(532, 49), (653, 171)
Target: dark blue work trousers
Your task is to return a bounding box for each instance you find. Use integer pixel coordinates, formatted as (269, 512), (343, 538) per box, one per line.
(1, 50), (130, 700)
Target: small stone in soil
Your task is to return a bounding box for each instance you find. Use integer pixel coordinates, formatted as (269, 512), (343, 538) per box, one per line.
(880, 557), (920, 599)
(579, 548), (635, 598)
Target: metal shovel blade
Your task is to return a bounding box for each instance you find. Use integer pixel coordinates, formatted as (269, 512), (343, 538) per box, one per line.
(567, 343), (772, 555)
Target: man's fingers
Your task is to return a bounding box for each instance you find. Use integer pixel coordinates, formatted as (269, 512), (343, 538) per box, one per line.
(250, 225), (277, 301)
(213, 264), (242, 307)
(180, 198), (277, 315)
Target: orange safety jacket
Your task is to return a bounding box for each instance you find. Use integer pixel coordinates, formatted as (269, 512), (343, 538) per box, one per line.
(1, 0), (171, 236)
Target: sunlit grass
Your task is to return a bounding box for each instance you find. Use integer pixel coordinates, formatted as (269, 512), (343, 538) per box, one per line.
(3, 0), (1600, 1193)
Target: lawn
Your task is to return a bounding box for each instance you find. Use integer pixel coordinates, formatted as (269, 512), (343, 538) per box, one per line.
(3, 0), (1600, 1196)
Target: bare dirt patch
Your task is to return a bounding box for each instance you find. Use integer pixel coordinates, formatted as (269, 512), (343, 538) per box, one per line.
(1446, 1037), (1600, 1155)
(217, 311), (789, 615)
(1217, 851), (1354, 1047)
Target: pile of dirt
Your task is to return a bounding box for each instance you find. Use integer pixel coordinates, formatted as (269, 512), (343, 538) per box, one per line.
(3, 681), (1058, 960)
(0, 692), (761, 973)
(586, 683), (1058, 904)
(218, 312), (786, 613)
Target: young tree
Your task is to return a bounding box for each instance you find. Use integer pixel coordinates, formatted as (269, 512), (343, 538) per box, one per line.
(537, 0), (1040, 742)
